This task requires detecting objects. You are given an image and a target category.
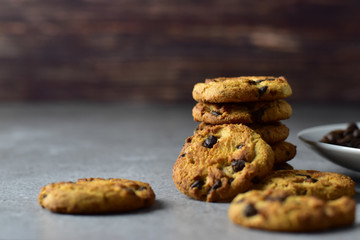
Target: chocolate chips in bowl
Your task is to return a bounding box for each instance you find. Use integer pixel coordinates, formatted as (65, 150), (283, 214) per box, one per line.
(298, 122), (360, 171)
(320, 122), (360, 149)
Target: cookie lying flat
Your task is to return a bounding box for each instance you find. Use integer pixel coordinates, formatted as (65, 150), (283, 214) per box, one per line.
(192, 100), (292, 124)
(38, 178), (155, 214)
(253, 170), (355, 200)
(172, 124), (274, 202)
(228, 190), (355, 232)
(192, 76), (292, 103)
(271, 141), (297, 164)
(196, 122), (289, 145)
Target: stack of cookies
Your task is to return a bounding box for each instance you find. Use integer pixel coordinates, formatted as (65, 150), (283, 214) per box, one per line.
(173, 76), (296, 202)
(192, 76), (296, 169)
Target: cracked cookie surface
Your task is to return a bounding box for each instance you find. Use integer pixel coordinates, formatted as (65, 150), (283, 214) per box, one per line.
(38, 178), (155, 214)
(253, 170), (355, 200)
(172, 124), (274, 202)
(228, 189), (355, 232)
(192, 76), (292, 103)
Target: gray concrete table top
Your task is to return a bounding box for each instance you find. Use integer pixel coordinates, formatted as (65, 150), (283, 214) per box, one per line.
(0, 102), (359, 240)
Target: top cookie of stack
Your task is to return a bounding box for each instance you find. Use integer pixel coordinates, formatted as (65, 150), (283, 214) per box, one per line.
(192, 76), (292, 103)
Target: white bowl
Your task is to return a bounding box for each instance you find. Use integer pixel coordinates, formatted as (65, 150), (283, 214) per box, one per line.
(298, 122), (360, 171)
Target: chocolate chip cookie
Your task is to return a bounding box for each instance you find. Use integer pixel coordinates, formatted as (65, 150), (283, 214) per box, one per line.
(228, 189), (355, 232)
(196, 122), (289, 145)
(253, 170), (355, 200)
(271, 141), (297, 164)
(192, 100), (292, 124)
(38, 178), (155, 214)
(172, 124), (274, 202)
(192, 76), (292, 103)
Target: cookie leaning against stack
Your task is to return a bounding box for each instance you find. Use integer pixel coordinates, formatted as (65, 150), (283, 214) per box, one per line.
(172, 124), (274, 202)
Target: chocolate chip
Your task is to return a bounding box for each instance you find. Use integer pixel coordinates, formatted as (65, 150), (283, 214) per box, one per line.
(251, 176), (260, 184)
(248, 80), (256, 85)
(255, 80), (265, 84)
(305, 177), (318, 183)
(321, 122), (360, 148)
(337, 135), (353, 145)
(249, 79), (266, 84)
(353, 129), (360, 138)
(125, 188), (136, 195)
(180, 153), (186, 157)
(138, 186), (147, 191)
(190, 179), (204, 190)
(228, 178), (234, 185)
(251, 107), (265, 122)
(203, 135), (218, 148)
(345, 122), (359, 136)
(258, 86), (268, 98)
(296, 174), (318, 183)
(266, 195), (288, 202)
(322, 130), (343, 143)
(243, 203), (258, 217)
(211, 111), (221, 116)
(231, 159), (246, 172)
(296, 174), (310, 178)
(210, 179), (222, 191)
(237, 144), (244, 149)
(42, 194), (47, 198)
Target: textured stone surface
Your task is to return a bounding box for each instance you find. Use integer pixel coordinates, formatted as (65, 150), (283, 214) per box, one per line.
(0, 102), (359, 239)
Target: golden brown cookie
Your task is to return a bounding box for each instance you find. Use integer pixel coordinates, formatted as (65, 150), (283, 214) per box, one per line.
(38, 178), (155, 214)
(196, 122), (289, 145)
(192, 100), (292, 125)
(172, 124), (274, 202)
(271, 141), (297, 164)
(228, 189), (355, 232)
(253, 170), (355, 200)
(193, 76), (292, 103)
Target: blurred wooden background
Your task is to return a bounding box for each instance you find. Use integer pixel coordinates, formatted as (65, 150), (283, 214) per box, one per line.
(0, 0), (359, 103)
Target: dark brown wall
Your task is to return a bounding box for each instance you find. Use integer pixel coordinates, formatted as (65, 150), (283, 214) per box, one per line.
(0, 0), (359, 102)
